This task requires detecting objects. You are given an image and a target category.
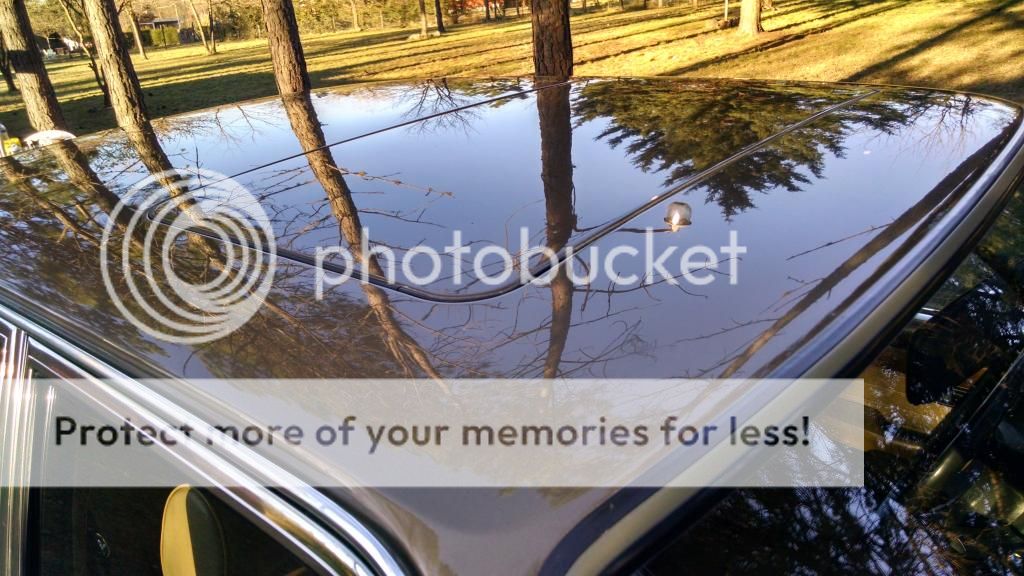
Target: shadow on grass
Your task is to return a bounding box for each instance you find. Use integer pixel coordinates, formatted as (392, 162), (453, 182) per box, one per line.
(573, 0), (835, 67)
(1, 70), (279, 137)
(338, 0), (839, 78)
(319, 0), (753, 80)
(665, 0), (906, 75)
(843, 0), (1024, 85)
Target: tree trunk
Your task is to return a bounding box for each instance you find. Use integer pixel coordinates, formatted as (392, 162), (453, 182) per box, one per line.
(417, 0), (428, 37)
(280, 93), (444, 382)
(0, 39), (17, 93)
(739, 0), (762, 34)
(187, 0), (212, 53)
(484, 0), (491, 21)
(0, 59), (15, 93)
(85, 0), (180, 200)
(57, 0), (109, 106)
(433, 0), (445, 33)
(529, 0), (572, 79)
(0, 0), (67, 130)
(378, 8), (384, 27)
(0, 156), (97, 240)
(128, 3), (148, 59)
(260, 0), (310, 95)
(536, 83), (575, 379)
(348, 0), (360, 30)
(49, 140), (145, 250)
(208, 1), (217, 53)
(83, 0), (150, 131)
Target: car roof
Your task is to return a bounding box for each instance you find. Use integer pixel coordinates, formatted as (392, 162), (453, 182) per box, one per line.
(1, 78), (1022, 575)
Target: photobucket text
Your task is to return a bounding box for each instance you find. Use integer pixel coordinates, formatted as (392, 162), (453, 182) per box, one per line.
(314, 228), (746, 298)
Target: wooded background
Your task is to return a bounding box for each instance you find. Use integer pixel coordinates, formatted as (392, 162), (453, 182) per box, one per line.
(0, 0), (1020, 137)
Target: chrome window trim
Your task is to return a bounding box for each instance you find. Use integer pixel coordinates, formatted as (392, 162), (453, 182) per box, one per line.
(0, 304), (404, 576)
(0, 320), (27, 576)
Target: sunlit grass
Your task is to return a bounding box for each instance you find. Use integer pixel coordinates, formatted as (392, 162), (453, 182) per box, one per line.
(0, 0), (1020, 137)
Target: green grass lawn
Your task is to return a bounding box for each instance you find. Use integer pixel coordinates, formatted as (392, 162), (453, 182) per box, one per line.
(1, 0), (1021, 137)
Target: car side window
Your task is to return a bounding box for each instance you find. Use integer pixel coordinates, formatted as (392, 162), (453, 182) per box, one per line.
(638, 187), (1024, 575)
(20, 347), (320, 576)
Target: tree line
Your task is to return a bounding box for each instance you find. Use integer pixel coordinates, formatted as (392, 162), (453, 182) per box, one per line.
(0, 0), (766, 141)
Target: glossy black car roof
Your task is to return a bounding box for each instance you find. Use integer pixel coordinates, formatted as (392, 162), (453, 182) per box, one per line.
(1, 78), (1022, 575)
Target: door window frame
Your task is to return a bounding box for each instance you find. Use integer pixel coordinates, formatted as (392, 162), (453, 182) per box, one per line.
(0, 305), (394, 576)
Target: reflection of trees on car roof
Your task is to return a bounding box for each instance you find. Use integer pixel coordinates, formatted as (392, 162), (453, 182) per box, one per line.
(572, 80), (987, 221)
